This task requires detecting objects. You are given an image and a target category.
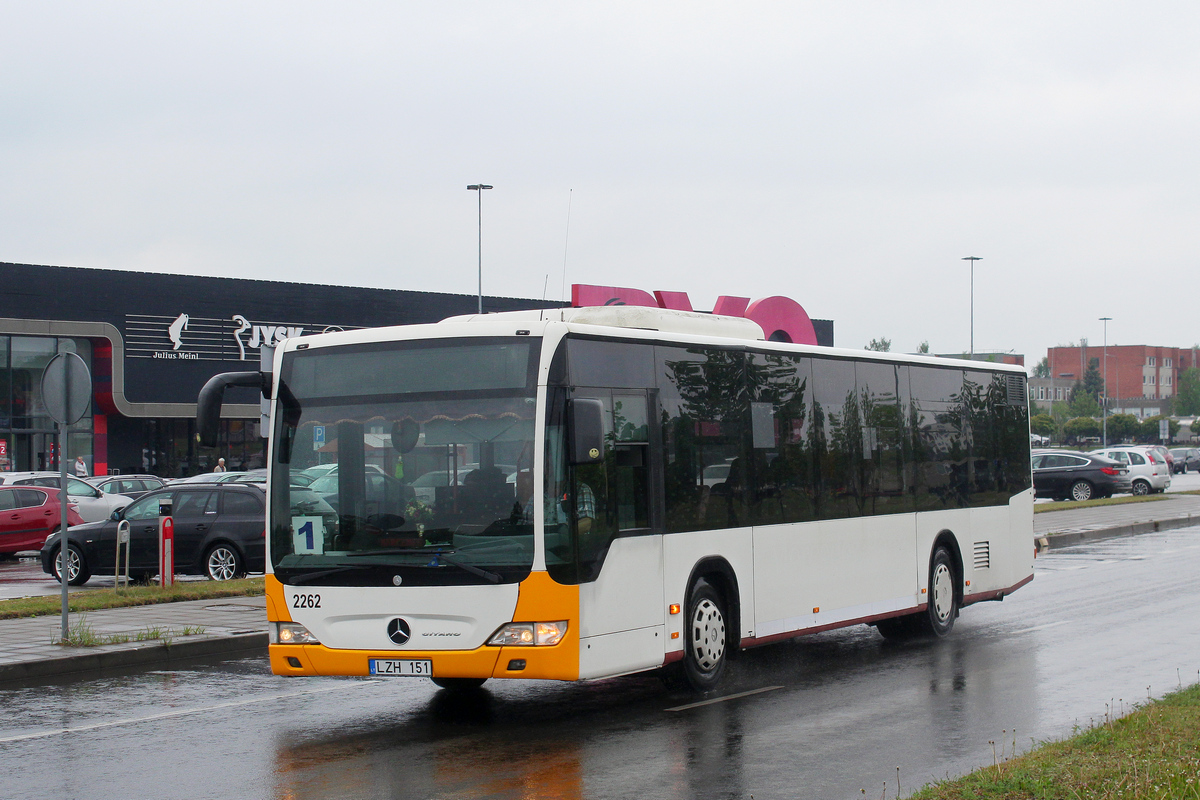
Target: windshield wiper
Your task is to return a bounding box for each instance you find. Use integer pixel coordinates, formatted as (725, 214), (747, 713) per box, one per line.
(287, 565), (373, 585)
(347, 548), (503, 584)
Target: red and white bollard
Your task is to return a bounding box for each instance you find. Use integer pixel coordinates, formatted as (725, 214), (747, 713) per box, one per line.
(158, 497), (174, 587)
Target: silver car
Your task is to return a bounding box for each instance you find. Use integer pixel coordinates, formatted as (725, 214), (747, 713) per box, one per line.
(0, 472), (134, 523)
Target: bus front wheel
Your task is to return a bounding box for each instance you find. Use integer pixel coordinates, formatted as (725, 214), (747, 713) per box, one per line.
(678, 578), (729, 692)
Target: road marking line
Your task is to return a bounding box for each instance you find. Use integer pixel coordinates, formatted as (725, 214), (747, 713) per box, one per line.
(1013, 620), (1070, 634)
(664, 685), (784, 712)
(0, 680), (381, 743)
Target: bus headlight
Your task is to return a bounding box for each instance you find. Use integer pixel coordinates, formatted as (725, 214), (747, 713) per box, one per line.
(487, 621), (568, 646)
(273, 622), (320, 645)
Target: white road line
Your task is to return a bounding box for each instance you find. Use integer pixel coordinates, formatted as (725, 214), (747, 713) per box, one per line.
(0, 680), (380, 744)
(1012, 620), (1070, 634)
(664, 685), (784, 712)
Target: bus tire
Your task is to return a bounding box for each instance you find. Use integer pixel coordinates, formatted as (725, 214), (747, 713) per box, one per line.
(679, 578), (729, 692)
(914, 547), (958, 638)
(431, 677), (488, 691)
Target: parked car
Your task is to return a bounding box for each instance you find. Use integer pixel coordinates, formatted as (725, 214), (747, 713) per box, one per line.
(0, 486), (85, 557)
(1031, 449), (1132, 501)
(85, 474), (167, 501)
(0, 472), (133, 523)
(1089, 446), (1171, 495)
(1148, 445), (1174, 473)
(1170, 448), (1200, 474)
(171, 471), (247, 484)
(41, 482), (266, 585)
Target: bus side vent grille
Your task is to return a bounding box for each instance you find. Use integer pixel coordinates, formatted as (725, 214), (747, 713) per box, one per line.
(973, 541), (991, 570)
(1005, 375), (1027, 406)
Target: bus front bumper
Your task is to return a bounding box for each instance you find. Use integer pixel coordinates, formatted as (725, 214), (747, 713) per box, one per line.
(270, 640), (579, 681)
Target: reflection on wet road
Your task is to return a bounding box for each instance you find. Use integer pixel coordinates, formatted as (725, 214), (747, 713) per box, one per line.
(4, 528), (1200, 800)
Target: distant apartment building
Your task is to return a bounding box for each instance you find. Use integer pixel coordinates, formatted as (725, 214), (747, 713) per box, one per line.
(1038, 344), (1200, 418)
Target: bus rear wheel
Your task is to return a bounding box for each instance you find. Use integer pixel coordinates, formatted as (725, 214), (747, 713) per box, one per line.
(431, 677), (488, 691)
(914, 547), (958, 638)
(676, 578), (728, 692)
(875, 546), (958, 640)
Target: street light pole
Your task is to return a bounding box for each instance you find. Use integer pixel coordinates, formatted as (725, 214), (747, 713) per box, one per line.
(467, 184), (493, 314)
(962, 257), (982, 359)
(1100, 316), (1112, 446)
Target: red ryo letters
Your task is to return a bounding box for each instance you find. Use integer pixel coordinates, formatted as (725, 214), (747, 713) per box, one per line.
(570, 284), (818, 345)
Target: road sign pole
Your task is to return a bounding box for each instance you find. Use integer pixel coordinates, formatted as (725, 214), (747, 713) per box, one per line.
(59, 418), (69, 641)
(40, 351), (93, 643)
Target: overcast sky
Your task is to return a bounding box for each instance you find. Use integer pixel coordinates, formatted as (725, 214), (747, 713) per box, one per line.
(3, 2), (1198, 364)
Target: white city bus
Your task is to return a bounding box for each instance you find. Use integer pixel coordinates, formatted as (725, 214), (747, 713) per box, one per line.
(199, 305), (1034, 691)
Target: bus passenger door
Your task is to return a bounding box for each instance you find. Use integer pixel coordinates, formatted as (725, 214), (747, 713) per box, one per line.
(575, 390), (666, 679)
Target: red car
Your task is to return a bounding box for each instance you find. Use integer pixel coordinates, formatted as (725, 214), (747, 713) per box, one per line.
(0, 486), (85, 557)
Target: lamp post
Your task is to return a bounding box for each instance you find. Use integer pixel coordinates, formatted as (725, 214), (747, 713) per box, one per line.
(467, 184), (493, 314)
(1100, 317), (1112, 446)
(962, 257), (982, 359)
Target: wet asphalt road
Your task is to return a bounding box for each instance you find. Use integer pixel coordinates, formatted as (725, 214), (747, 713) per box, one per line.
(3, 527), (1200, 800)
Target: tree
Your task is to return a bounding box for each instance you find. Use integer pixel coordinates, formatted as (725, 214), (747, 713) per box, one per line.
(1032, 357), (1050, 379)
(1175, 368), (1200, 416)
(1030, 413), (1056, 438)
(865, 337), (891, 352)
(1138, 415), (1180, 444)
(1105, 413), (1140, 442)
(1081, 358), (1105, 402)
(1063, 416), (1100, 443)
(1068, 388), (1101, 419)
(917, 340), (930, 354)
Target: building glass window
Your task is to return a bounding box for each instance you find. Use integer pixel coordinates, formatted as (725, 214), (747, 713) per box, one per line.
(1165, 358), (1172, 367)
(0, 336), (94, 473)
(1148, 357), (1156, 366)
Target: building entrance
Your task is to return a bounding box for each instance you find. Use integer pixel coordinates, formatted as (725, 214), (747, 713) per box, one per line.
(7, 431), (55, 472)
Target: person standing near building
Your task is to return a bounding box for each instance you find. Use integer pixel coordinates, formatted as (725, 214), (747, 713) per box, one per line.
(214, 457), (227, 473)
(74, 456), (88, 477)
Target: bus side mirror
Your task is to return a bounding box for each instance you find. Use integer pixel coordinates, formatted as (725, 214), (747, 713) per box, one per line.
(568, 399), (605, 465)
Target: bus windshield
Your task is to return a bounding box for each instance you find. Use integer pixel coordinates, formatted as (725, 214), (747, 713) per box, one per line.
(269, 337), (540, 586)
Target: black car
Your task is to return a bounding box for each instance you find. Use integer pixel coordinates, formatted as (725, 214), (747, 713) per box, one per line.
(85, 474), (167, 501)
(41, 483), (265, 585)
(1031, 449), (1132, 501)
(1169, 448), (1200, 474)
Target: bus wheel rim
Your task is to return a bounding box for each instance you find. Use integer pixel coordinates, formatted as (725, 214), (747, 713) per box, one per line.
(691, 598), (726, 670)
(932, 563), (953, 621)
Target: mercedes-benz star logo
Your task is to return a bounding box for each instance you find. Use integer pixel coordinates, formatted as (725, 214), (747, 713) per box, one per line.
(387, 618), (411, 646)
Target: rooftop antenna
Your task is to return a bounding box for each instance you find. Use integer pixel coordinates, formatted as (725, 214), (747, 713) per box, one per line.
(559, 189), (573, 306)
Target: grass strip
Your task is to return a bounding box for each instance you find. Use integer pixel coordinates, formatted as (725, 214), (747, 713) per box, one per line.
(1034, 495), (1168, 514)
(909, 684), (1200, 799)
(52, 614), (209, 647)
(0, 577), (264, 620)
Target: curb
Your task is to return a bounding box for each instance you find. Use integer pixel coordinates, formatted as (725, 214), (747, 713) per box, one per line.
(1037, 513), (1200, 550)
(0, 631), (268, 685)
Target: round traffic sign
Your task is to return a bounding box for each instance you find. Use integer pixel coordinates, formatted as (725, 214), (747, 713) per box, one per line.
(40, 352), (92, 425)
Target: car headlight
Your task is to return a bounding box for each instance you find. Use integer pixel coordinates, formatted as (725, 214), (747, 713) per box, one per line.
(487, 621), (568, 647)
(272, 622), (320, 645)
